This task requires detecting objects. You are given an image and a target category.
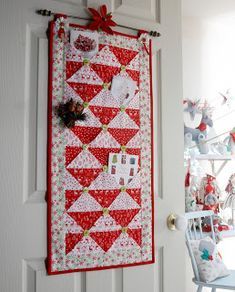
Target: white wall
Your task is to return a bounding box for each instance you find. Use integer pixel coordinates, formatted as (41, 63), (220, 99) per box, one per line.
(182, 9), (235, 292)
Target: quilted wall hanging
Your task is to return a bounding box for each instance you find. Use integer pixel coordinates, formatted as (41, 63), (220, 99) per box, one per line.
(47, 6), (154, 274)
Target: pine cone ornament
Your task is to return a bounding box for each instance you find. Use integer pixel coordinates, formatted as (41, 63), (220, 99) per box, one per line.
(57, 98), (86, 128)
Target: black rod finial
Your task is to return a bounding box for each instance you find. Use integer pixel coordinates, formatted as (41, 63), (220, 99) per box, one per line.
(36, 9), (52, 16)
(149, 31), (161, 37)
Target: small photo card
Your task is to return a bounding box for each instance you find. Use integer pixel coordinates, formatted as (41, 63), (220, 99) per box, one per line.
(70, 30), (99, 59)
(111, 76), (137, 106)
(108, 153), (139, 186)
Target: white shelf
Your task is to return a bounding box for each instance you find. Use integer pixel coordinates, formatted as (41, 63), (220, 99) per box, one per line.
(196, 228), (235, 239)
(195, 154), (235, 161)
(220, 228), (235, 238)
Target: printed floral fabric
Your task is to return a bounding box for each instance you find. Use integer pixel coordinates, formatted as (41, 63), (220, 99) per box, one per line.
(48, 19), (154, 273)
(190, 237), (229, 283)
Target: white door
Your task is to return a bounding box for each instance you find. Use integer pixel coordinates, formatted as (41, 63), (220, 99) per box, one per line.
(0, 0), (185, 292)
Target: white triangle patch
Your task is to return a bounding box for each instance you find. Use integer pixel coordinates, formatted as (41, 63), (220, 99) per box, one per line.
(89, 131), (120, 148)
(126, 53), (139, 71)
(67, 150), (102, 169)
(68, 193), (102, 212)
(126, 132), (141, 147)
(64, 128), (82, 146)
(64, 170), (83, 190)
(74, 107), (102, 128)
(64, 214), (84, 233)
(67, 65), (103, 85)
(89, 89), (119, 108)
(108, 111), (139, 129)
(89, 172), (119, 190)
(127, 92), (140, 109)
(90, 215), (120, 232)
(127, 211), (142, 229)
(109, 233), (140, 251)
(72, 236), (104, 256)
(109, 192), (140, 210)
(126, 172), (141, 189)
(64, 82), (84, 103)
(90, 45), (121, 67)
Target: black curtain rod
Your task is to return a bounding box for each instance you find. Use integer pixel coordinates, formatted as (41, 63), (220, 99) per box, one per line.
(36, 9), (161, 37)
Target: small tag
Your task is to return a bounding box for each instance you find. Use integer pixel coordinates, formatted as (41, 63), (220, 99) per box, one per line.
(70, 30), (99, 59)
(108, 153), (139, 186)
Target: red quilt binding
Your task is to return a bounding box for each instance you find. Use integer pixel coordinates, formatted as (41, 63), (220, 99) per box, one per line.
(47, 20), (155, 275)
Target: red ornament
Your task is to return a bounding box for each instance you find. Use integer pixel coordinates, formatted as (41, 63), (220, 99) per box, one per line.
(205, 183), (214, 194)
(185, 171), (190, 187)
(88, 5), (117, 35)
(197, 122), (207, 132)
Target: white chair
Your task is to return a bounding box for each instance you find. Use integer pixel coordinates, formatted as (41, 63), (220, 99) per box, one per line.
(185, 210), (235, 292)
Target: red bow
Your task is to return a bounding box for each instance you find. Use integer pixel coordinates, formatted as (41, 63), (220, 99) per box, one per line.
(88, 5), (117, 35)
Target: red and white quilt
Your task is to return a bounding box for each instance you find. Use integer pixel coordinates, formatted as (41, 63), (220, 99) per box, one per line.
(47, 17), (154, 274)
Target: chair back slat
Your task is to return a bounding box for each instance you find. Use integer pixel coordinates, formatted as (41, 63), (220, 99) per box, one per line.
(185, 210), (215, 282)
(192, 219), (198, 240)
(188, 220), (193, 239)
(198, 217), (203, 238)
(209, 215), (216, 242)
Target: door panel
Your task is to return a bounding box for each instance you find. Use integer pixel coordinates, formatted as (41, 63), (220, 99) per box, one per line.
(0, 0), (184, 291)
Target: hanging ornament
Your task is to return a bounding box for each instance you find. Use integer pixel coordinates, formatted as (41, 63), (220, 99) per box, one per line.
(55, 15), (68, 41)
(205, 183), (215, 194)
(138, 33), (150, 55)
(184, 99), (201, 121)
(218, 89), (235, 107)
(88, 5), (117, 35)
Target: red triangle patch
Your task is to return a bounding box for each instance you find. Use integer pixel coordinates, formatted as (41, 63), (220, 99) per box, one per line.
(67, 82), (103, 102)
(89, 189), (120, 208)
(109, 46), (138, 66)
(89, 106), (120, 125)
(126, 188), (141, 206)
(125, 109), (140, 127)
(66, 61), (83, 79)
(90, 230), (121, 252)
(91, 64), (120, 83)
(67, 211), (103, 230)
(65, 190), (83, 210)
(65, 146), (82, 166)
(89, 147), (120, 165)
(98, 44), (106, 51)
(127, 228), (142, 246)
(67, 168), (102, 187)
(65, 232), (83, 254)
(126, 69), (140, 86)
(108, 128), (139, 145)
(109, 209), (140, 227)
(71, 126), (102, 144)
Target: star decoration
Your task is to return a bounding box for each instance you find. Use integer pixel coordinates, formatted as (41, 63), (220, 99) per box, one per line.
(219, 89), (235, 107)
(184, 99), (201, 120)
